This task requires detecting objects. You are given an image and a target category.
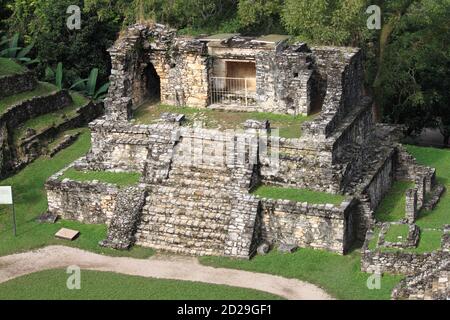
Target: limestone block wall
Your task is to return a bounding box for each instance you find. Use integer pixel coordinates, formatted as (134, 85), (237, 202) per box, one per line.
(301, 47), (365, 138)
(156, 51), (210, 108)
(362, 149), (396, 211)
(105, 23), (210, 121)
(255, 50), (315, 115)
(0, 90), (73, 178)
(260, 138), (339, 193)
(86, 120), (179, 172)
(46, 175), (119, 225)
(392, 261), (449, 300)
(259, 198), (357, 254)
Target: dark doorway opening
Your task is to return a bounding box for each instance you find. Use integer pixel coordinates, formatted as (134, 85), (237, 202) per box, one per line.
(144, 63), (161, 102)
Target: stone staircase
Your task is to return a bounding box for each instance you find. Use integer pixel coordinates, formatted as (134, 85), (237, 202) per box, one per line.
(136, 164), (261, 258)
(100, 185), (147, 250)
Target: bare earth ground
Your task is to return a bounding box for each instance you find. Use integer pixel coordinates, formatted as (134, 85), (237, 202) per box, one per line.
(0, 246), (333, 300)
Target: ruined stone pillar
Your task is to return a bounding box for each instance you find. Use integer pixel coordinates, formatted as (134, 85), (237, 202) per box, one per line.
(405, 188), (418, 224)
(416, 176), (426, 210)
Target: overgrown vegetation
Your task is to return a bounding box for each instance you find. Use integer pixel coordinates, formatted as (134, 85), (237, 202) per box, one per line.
(61, 168), (141, 187)
(252, 185), (345, 206)
(1, 1), (447, 142)
(134, 103), (312, 138)
(0, 269), (282, 300)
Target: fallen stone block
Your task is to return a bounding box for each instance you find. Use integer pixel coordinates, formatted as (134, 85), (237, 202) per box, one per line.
(36, 212), (59, 224)
(278, 243), (298, 253)
(257, 242), (270, 255)
(55, 228), (80, 241)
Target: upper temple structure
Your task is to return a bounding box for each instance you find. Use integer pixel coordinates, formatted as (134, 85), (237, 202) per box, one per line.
(44, 24), (448, 296)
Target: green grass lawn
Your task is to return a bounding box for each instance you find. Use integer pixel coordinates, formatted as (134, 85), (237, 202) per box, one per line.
(61, 168), (141, 187)
(134, 103), (314, 138)
(405, 145), (450, 229)
(374, 181), (414, 222)
(0, 82), (57, 115)
(0, 129), (153, 259)
(0, 269), (282, 300)
(384, 224), (409, 243)
(252, 185), (345, 205)
(14, 92), (89, 143)
(0, 58), (25, 76)
(371, 229), (442, 254)
(200, 248), (403, 300)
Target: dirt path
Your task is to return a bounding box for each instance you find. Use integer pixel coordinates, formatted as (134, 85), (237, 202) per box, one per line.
(0, 246), (333, 300)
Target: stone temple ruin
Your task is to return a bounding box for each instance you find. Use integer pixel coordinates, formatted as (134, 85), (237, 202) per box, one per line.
(45, 24), (448, 298)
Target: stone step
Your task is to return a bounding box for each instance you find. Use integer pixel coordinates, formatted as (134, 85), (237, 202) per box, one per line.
(138, 226), (228, 241)
(137, 241), (224, 257)
(142, 207), (232, 222)
(147, 188), (232, 198)
(136, 232), (226, 251)
(142, 215), (229, 231)
(145, 195), (233, 208)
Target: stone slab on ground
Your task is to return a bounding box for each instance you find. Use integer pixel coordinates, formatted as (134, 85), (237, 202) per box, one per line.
(36, 212), (59, 224)
(278, 244), (298, 253)
(55, 228), (80, 241)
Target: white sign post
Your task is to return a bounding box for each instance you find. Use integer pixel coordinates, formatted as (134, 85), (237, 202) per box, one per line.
(0, 186), (16, 236)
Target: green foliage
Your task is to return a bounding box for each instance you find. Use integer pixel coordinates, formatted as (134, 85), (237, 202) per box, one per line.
(0, 269), (282, 300)
(252, 185), (346, 205)
(8, 0), (120, 85)
(70, 68), (110, 101)
(282, 0), (368, 46)
(0, 32), (38, 65)
(45, 62), (64, 90)
(373, 0), (449, 138)
(237, 0), (284, 34)
(128, 0), (238, 30)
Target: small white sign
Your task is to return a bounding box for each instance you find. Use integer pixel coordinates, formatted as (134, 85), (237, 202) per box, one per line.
(0, 186), (13, 205)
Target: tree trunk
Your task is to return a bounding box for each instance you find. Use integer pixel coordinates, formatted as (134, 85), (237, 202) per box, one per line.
(372, 1), (416, 122)
(444, 134), (450, 147)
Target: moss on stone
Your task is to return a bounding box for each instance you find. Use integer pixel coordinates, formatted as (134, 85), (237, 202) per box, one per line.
(0, 82), (58, 115)
(133, 103), (313, 139)
(252, 185), (345, 205)
(60, 168), (141, 187)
